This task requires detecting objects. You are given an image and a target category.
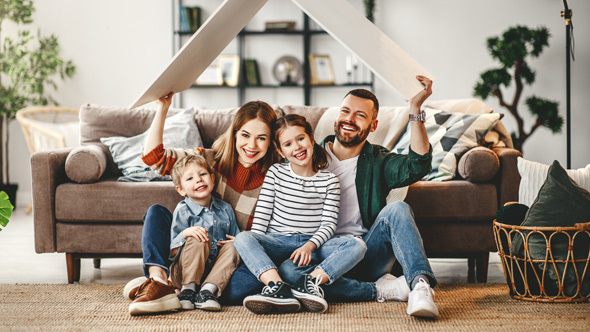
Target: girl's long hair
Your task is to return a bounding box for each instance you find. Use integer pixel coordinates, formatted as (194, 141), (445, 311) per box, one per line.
(273, 114), (329, 173)
(212, 101), (280, 177)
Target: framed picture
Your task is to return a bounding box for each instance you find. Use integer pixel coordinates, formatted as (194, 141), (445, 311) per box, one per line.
(243, 59), (261, 86)
(195, 64), (221, 86)
(217, 55), (240, 87)
(308, 54), (335, 85)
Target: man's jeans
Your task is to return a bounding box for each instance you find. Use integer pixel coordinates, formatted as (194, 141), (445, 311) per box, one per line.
(234, 232), (366, 284)
(141, 204), (262, 305)
(279, 201), (437, 302)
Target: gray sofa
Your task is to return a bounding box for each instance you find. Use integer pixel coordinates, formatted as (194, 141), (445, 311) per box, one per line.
(31, 100), (521, 283)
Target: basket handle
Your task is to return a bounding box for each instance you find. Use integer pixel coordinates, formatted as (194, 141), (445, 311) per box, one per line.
(574, 222), (590, 231)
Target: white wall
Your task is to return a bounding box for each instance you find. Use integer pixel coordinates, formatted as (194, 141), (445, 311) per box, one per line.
(6, 0), (590, 207)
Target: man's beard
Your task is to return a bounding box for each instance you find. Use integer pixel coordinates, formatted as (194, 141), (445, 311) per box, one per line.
(334, 121), (371, 147)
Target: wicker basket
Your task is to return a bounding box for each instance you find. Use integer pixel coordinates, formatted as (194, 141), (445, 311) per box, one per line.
(493, 220), (590, 302)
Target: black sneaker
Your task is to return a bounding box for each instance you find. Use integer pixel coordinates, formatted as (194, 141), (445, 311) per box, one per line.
(291, 274), (328, 313)
(243, 281), (301, 314)
(178, 289), (196, 310)
(194, 290), (221, 311)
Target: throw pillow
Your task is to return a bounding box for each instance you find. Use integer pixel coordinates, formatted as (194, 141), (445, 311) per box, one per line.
(100, 108), (203, 182)
(511, 160), (590, 296)
(393, 109), (502, 181)
(457, 147), (499, 182)
(65, 145), (108, 183)
(517, 157), (590, 207)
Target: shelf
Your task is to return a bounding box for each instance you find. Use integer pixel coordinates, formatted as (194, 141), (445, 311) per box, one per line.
(175, 29), (328, 36)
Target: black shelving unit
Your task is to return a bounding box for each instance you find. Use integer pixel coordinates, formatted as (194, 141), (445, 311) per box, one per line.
(172, 1), (373, 107)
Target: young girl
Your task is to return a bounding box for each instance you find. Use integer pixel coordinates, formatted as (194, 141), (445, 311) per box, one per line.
(127, 93), (281, 315)
(234, 114), (367, 314)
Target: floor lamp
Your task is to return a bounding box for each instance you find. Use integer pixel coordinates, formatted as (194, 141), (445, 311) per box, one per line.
(561, 0), (574, 168)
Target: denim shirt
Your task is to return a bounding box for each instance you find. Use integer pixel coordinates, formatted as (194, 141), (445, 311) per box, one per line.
(169, 196), (239, 262)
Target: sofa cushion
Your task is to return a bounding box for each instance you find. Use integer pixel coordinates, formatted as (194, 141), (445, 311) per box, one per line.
(100, 108), (202, 182)
(55, 180), (182, 222)
(65, 145), (107, 183)
(281, 105), (327, 132)
(517, 157), (590, 207)
(394, 110), (502, 181)
(79, 104), (186, 175)
(195, 105), (283, 148)
(405, 180), (498, 221)
(457, 147), (499, 182)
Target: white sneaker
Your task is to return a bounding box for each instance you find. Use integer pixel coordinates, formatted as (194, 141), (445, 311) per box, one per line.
(375, 274), (410, 302)
(407, 278), (439, 318)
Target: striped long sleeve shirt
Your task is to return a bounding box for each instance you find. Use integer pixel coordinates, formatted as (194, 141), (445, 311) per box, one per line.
(250, 163), (340, 249)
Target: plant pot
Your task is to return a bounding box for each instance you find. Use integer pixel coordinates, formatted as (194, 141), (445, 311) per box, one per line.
(0, 183), (18, 208)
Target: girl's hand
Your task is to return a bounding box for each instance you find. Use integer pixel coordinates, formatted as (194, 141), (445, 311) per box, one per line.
(217, 234), (235, 247)
(290, 242), (316, 266)
(182, 226), (209, 242)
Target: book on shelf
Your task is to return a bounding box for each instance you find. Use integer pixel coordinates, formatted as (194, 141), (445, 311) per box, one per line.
(243, 59), (261, 86)
(179, 6), (201, 32)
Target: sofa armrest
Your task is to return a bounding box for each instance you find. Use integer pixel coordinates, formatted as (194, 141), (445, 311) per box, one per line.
(31, 148), (73, 253)
(492, 147), (523, 207)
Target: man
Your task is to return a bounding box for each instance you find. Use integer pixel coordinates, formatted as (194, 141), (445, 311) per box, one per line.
(279, 75), (439, 318)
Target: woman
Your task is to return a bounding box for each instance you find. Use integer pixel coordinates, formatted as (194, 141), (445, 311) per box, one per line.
(126, 92), (281, 315)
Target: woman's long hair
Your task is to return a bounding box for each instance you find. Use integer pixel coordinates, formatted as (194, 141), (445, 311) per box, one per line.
(273, 114), (329, 173)
(212, 101), (280, 177)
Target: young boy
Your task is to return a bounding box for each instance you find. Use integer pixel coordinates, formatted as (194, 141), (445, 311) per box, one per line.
(169, 154), (240, 311)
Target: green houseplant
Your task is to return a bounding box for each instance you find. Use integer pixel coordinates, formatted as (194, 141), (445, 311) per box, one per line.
(473, 25), (562, 152)
(0, 190), (13, 231)
(0, 0), (75, 205)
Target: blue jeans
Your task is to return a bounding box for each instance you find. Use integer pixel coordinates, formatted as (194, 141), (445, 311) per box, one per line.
(279, 201), (437, 302)
(141, 204), (262, 305)
(234, 232), (366, 284)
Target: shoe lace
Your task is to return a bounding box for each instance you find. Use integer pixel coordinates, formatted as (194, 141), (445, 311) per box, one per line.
(261, 283), (280, 295)
(415, 278), (435, 299)
(305, 275), (324, 298)
(199, 290), (216, 301)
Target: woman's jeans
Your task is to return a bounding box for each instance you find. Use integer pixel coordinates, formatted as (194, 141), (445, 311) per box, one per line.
(278, 201), (437, 302)
(141, 204), (262, 305)
(234, 232), (366, 284)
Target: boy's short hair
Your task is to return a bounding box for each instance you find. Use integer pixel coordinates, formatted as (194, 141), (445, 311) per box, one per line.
(171, 154), (213, 187)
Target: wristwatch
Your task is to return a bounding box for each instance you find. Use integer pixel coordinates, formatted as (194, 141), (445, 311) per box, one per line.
(409, 110), (426, 123)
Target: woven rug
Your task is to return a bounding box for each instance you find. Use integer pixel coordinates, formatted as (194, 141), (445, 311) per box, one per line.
(0, 283), (588, 331)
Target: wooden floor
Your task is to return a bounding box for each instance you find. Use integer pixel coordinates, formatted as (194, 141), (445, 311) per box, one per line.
(0, 206), (506, 285)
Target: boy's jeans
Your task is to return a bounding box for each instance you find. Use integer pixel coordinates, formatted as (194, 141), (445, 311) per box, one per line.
(141, 204), (262, 305)
(234, 232), (366, 284)
(279, 201), (437, 302)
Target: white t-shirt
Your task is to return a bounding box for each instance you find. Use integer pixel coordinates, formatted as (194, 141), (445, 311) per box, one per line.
(326, 143), (368, 236)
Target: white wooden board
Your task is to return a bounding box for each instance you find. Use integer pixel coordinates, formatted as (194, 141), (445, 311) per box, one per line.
(129, 0), (268, 109)
(292, 0), (434, 100)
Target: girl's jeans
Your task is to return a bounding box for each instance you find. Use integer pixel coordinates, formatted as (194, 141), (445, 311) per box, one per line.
(234, 231), (366, 284)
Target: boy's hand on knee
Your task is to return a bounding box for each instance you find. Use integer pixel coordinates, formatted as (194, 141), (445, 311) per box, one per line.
(182, 226), (209, 242)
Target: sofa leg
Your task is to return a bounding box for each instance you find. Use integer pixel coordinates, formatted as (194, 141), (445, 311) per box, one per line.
(93, 258), (101, 269)
(467, 257), (476, 283)
(475, 252), (490, 283)
(66, 253), (81, 284)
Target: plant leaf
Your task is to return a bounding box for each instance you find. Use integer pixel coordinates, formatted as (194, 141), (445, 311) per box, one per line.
(0, 191), (15, 231)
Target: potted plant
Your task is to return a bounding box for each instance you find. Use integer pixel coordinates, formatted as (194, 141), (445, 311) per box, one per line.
(0, 190), (13, 231)
(473, 25), (562, 152)
(0, 0), (75, 206)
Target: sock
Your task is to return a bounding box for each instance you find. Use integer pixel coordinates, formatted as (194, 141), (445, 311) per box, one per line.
(181, 283), (197, 292)
(152, 276), (168, 285)
(411, 275), (430, 290)
(201, 283), (218, 295)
